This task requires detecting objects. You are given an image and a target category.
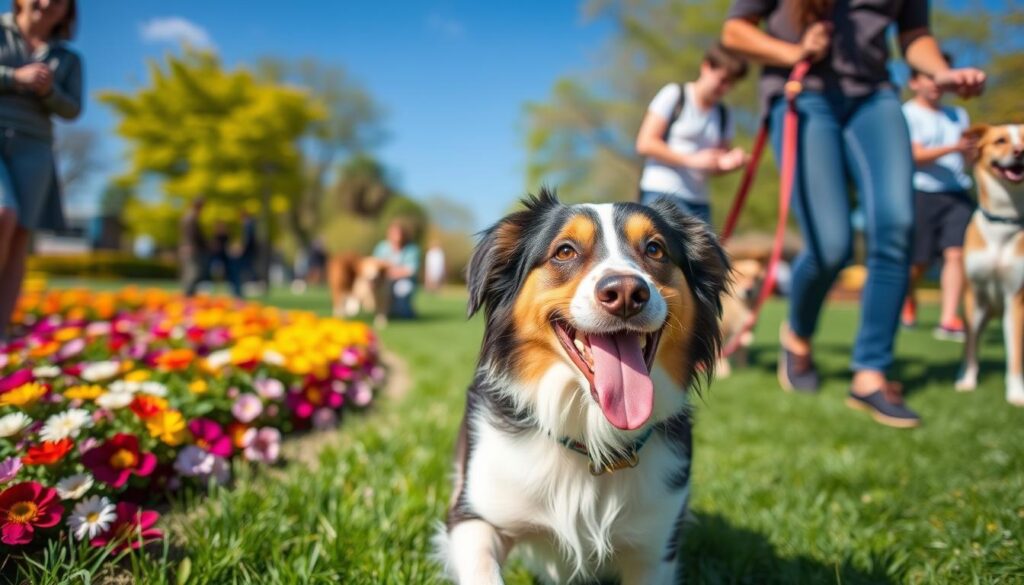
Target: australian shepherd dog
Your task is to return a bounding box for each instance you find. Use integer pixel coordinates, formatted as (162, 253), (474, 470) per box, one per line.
(435, 189), (728, 584)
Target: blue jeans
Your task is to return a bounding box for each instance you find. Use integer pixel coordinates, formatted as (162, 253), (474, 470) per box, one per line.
(640, 191), (712, 225)
(769, 89), (913, 373)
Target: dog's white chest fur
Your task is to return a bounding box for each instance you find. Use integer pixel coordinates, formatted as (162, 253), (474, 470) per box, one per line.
(458, 364), (689, 584)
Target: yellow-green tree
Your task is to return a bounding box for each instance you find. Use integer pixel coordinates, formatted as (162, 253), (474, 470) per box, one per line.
(100, 51), (323, 249)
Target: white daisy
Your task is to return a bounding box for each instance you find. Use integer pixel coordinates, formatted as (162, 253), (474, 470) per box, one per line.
(96, 391), (133, 410)
(262, 349), (285, 366)
(80, 361), (120, 382)
(68, 496), (117, 540)
(32, 365), (61, 379)
(139, 381), (168, 397)
(205, 349), (232, 370)
(39, 409), (92, 442)
(0, 412), (32, 438)
(107, 380), (142, 395)
(55, 473), (94, 500)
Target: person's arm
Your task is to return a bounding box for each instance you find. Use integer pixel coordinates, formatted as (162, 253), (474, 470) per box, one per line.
(635, 111), (723, 172)
(42, 51), (83, 120)
(897, 0), (984, 100)
(722, 17), (806, 68)
(911, 142), (960, 166)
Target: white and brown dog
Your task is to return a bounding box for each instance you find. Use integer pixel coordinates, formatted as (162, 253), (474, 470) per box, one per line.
(326, 253), (391, 328)
(435, 190), (727, 584)
(955, 123), (1024, 406)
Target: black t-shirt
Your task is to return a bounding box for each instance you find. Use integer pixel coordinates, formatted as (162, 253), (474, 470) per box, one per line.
(727, 0), (929, 106)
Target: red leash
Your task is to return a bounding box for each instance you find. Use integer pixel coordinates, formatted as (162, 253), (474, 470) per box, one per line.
(719, 61), (810, 359)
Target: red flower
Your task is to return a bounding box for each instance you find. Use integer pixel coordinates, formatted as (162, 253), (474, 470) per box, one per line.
(0, 481), (63, 545)
(81, 434), (157, 488)
(129, 395), (168, 419)
(90, 502), (162, 552)
(22, 438), (74, 466)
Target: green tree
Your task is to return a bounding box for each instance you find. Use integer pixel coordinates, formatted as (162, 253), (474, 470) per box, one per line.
(258, 57), (386, 247)
(100, 50), (323, 254)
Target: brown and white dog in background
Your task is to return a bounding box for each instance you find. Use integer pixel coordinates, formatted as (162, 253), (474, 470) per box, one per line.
(435, 190), (728, 584)
(717, 258), (765, 377)
(326, 253), (391, 328)
(955, 123), (1024, 406)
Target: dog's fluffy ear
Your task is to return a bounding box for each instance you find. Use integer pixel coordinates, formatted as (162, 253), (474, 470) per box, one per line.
(647, 197), (730, 384)
(466, 187), (562, 318)
(963, 124), (990, 143)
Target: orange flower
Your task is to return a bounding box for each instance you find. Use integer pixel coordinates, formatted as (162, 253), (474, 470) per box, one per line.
(22, 439), (74, 466)
(129, 395), (169, 419)
(29, 341), (60, 359)
(227, 422), (251, 449)
(124, 370), (151, 382)
(155, 348), (196, 372)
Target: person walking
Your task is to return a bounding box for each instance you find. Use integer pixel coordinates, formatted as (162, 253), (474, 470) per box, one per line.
(0, 0), (81, 341)
(900, 53), (976, 342)
(723, 0), (985, 427)
(180, 198), (209, 297)
(424, 238), (446, 293)
(635, 42), (750, 225)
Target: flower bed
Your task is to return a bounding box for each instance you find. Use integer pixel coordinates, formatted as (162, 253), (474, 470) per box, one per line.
(0, 288), (383, 553)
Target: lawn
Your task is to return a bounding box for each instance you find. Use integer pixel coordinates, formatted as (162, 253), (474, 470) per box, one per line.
(6, 281), (1023, 584)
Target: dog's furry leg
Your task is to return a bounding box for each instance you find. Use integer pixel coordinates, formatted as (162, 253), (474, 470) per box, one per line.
(1005, 291), (1024, 406)
(956, 286), (991, 392)
(443, 519), (509, 585)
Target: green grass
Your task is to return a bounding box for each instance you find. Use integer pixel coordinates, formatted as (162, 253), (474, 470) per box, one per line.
(6, 281), (1024, 584)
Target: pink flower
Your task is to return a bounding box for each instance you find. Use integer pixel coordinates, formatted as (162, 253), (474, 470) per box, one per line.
(347, 381), (374, 407)
(187, 418), (233, 458)
(0, 369), (33, 392)
(254, 378), (284, 400)
(311, 408), (336, 430)
(81, 434), (157, 488)
(0, 481), (63, 545)
(242, 427), (281, 464)
(174, 446), (230, 485)
(287, 385), (343, 420)
(58, 338), (86, 361)
(231, 394), (263, 424)
(0, 457), (22, 484)
(89, 502), (162, 552)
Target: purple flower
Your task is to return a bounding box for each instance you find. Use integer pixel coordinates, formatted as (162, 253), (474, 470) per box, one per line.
(242, 427), (281, 464)
(347, 380), (374, 407)
(58, 338), (86, 361)
(174, 446), (229, 485)
(231, 394), (263, 424)
(0, 457), (22, 484)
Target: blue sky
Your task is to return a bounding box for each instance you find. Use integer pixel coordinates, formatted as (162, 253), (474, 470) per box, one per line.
(70, 1), (614, 230)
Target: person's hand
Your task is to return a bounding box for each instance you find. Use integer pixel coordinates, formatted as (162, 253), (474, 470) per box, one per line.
(717, 148), (748, 173)
(933, 68), (986, 99)
(798, 22), (831, 64)
(955, 134), (978, 156)
(13, 63), (52, 95)
(685, 149), (725, 172)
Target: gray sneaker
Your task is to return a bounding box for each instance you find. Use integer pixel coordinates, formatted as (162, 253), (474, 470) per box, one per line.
(846, 388), (921, 428)
(778, 347), (820, 393)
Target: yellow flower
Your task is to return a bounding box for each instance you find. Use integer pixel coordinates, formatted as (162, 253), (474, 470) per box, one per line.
(188, 379), (208, 394)
(0, 382), (47, 407)
(124, 370), (151, 382)
(54, 327), (82, 342)
(146, 410), (189, 446)
(63, 384), (104, 400)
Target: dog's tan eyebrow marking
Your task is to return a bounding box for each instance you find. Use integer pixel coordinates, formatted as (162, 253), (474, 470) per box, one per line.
(624, 213), (656, 247)
(553, 214), (597, 249)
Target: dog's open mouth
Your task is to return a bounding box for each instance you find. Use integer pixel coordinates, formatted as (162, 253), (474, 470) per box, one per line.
(993, 160), (1024, 184)
(553, 320), (662, 431)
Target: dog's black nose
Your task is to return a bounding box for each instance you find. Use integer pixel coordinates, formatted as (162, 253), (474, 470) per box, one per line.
(596, 274), (650, 319)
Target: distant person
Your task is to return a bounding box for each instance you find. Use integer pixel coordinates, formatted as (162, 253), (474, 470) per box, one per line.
(424, 239), (446, 293)
(900, 53), (975, 341)
(0, 0), (82, 341)
(238, 210), (258, 284)
(306, 237), (327, 286)
(373, 221), (420, 319)
(210, 220), (242, 298)
(635, 42), (750, 225)
(180, 198), (209, 297)
(723, 0), (985, 428)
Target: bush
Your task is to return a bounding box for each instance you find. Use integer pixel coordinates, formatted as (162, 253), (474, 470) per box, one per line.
(28, 253), (178, 280)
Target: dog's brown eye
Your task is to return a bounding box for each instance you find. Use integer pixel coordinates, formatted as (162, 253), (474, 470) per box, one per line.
(645, 241), (665, 260)
(554, 244), (578, 261)
(995, 137), (1008, 145)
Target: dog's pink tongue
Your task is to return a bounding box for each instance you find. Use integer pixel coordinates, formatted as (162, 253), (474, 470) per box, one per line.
(589, 333), (654, 430)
